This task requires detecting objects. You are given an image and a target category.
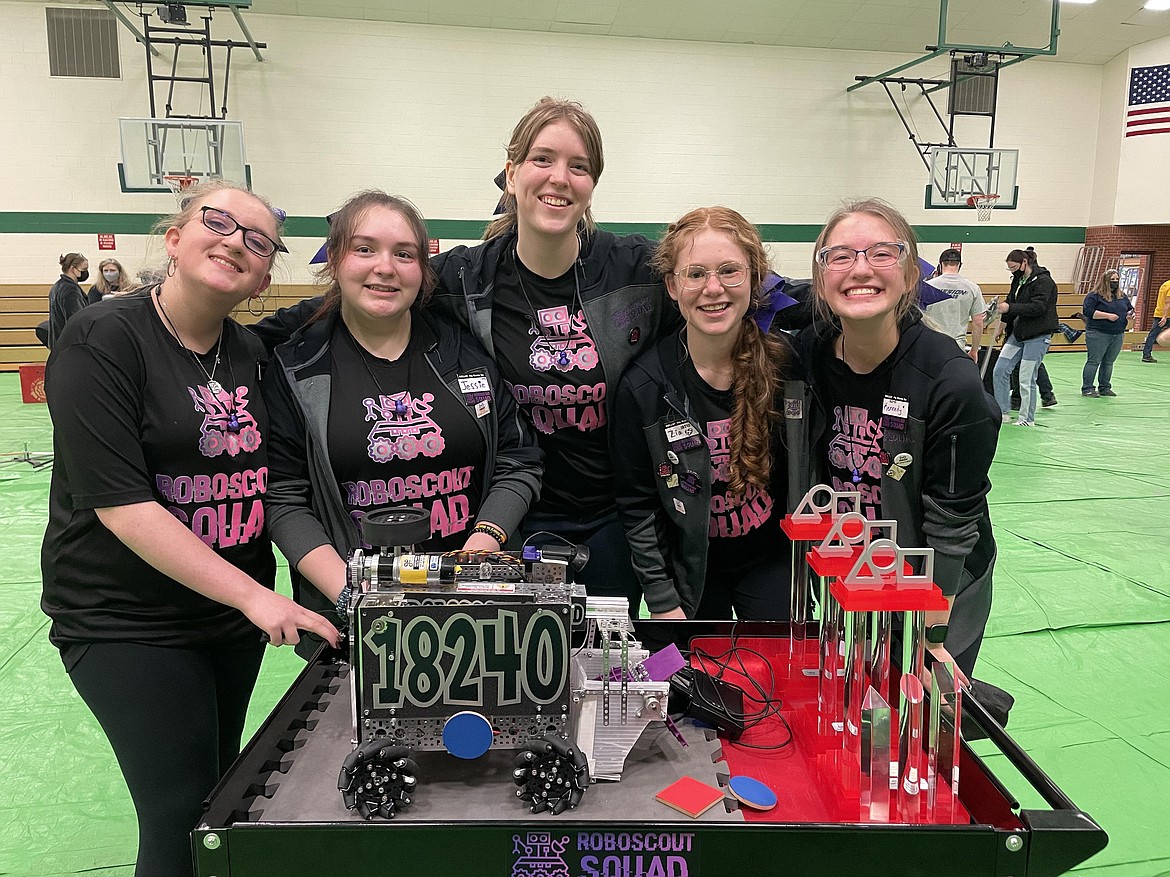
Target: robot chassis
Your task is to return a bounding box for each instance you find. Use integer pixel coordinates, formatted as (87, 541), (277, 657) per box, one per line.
(337, 508), (670, 819)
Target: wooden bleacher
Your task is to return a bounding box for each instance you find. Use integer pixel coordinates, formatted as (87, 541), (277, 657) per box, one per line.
(1, 282), (1148, 372)
(0, 284), (319, 372)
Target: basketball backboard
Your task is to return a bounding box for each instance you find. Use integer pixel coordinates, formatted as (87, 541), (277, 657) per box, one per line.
(118, 118), (249, 193)
(925, 147), (1018, 210)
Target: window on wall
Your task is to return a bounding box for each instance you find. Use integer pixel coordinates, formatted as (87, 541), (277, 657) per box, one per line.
(46, 7), (121, 79)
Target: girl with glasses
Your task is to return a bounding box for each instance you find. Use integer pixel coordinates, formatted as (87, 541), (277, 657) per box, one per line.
(612, 207), (798, 619)
(41, 179), (338, 877)
(798, 198), (999, 679)
(262, 190), (542, 655)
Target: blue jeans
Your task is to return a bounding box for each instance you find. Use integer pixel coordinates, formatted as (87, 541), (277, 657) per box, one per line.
(1082, 329), (1124, 392)
(1143, 317), (1167, 357)
(994, 334), (1050, 422)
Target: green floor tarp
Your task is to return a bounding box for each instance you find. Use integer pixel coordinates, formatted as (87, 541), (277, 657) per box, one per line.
(1, 351), (1167, 876)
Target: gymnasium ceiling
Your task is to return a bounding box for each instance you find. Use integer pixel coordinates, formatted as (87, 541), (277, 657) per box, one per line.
(242, 0), (1170, 66)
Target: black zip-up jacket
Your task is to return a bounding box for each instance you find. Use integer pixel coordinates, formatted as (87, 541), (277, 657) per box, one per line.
(1002, 265), (1059, 341)
(262, 307), (543, 626)
(611, 329), (804, 615)
(48, 274), (87, 349)
(797, 311), (999, 613)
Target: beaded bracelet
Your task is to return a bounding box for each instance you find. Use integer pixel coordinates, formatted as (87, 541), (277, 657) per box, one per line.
(471, 521), (507, 545)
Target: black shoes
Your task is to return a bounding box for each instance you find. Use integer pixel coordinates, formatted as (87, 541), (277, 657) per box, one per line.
(1143, 356), (1158, 363)
(1100, 388), (1118, 397)
(1041, 396), (1058, 408)
(1082, 389), (1099, 397)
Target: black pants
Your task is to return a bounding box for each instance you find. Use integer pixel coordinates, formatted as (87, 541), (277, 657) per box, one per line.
(1010, 360), (1053, 404)
(697, 557), (793, 621)
(64, 641), (265, 877)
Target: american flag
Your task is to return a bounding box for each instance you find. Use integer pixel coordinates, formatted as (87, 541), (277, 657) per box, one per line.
(1126, 64), (1170, 138)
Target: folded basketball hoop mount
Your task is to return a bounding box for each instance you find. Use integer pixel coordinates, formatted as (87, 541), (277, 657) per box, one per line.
(967, 193), (1000, 222)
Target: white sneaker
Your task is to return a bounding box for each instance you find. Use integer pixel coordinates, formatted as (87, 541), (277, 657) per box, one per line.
(1015, 420), (1035, 427)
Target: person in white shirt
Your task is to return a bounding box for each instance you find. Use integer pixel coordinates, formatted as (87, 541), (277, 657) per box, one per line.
(925, 248), (986, 361)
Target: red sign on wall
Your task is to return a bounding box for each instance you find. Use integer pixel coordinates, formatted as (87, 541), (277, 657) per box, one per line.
(97, 233), (116, 250)
(949, 242), (963, 251)
(428, 239), (440, 255)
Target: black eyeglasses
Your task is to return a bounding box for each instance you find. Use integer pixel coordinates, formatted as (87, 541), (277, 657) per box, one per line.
(199, 206), (287, 258)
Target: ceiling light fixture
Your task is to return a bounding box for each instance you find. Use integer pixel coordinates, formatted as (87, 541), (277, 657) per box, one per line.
(1145, 0), (1170, 10)
(1059, 0), (1097, 5)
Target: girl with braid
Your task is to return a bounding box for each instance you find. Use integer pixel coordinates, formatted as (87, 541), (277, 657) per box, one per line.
(612, 207), (797, 620)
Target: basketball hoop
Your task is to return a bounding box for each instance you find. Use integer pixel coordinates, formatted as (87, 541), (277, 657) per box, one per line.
(163, 174), (199, 202)
(966, 193), (1000, 222)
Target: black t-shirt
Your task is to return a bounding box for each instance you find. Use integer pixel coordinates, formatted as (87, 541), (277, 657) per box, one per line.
(328, 319), (485, 551)
(492, 253), (610, 516)
(680, 354), (785, 585)
(815, 340), (896, 520)
(41, 290), (275, 648)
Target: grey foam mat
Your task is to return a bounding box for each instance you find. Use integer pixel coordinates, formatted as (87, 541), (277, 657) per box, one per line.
(258, 667), (744, 824)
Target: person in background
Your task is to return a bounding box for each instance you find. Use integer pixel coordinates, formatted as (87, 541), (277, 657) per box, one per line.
(1081, 268), (1134, 397)
(800, 198), (999, 679)
(87, 258), (133, 304)
(41, 180), (338, 877)
(993, 246), (1059, 427)
(263, 190), (542, 654)
(613, 207), (797, 620)
(47, 252), (89, 348)
(1141, 276), (1169, 363)
(924, 247), (986, 361)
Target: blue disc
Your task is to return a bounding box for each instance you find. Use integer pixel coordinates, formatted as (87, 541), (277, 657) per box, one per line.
(727, 775), (778, 811)
(442, 711), (494, 760)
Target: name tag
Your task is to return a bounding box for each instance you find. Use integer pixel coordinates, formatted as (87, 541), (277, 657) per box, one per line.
(458, 372), (492, 405)
(881, 395), (909, 419)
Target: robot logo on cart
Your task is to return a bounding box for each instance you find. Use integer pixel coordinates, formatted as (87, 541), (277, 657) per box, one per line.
(512, 832), (570, 877)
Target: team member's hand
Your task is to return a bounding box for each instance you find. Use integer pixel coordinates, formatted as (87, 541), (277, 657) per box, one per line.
(925, 642), (970, 689)
(242, 588), (340, 647)
(462, 531), (502, 552)
(996, 301), (1009, 314)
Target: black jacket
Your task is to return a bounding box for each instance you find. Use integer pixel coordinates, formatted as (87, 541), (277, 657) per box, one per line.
(47, 275), (87, 349)
(611, 328), (803, 615)
(798, 311), (999, 607)
(1002, 266), (1059, 341)
(429, 227), (675, 398)
(262, 307), (543, 624)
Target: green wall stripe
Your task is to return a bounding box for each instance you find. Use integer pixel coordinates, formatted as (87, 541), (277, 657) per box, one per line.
(0, 212), (1085, 245)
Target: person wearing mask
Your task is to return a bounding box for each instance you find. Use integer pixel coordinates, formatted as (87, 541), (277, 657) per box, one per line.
(263, 191), (543, 652)
(88, 258), (133, 304)
(47, 252), (89, 347)
(613, 207), (798, 620)
(799, 198), (999, 679)
(992, 247), (1059, 427)
(41, 180), (338, 877)
(1081, 269), (1134, 397)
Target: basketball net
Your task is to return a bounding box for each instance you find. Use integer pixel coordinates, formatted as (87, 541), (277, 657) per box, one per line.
(163, 174), (198, 202)
(967, 194), (1000, 222)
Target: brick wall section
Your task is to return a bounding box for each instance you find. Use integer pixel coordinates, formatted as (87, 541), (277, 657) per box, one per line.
(1085, 225), (1170, 329)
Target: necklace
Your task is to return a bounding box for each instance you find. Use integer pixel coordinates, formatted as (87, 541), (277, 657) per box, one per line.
(512, 247), (583, 369)
(155, 287), (240, 433)
(345, 322), (413, 415)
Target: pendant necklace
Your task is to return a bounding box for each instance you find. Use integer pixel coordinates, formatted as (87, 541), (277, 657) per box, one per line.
(155, 286), (241, 433)
(346, 322), (413, 414)
(512, 246), (582, 369)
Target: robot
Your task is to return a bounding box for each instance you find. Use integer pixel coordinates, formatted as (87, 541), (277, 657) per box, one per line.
(336, 507), (671, 819)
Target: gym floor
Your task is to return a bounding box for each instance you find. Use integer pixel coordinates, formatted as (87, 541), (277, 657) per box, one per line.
(2, 352), (1166, 876)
